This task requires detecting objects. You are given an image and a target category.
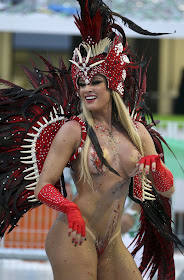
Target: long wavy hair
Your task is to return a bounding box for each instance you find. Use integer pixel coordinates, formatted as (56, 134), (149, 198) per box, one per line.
(79, 90), (144, 187)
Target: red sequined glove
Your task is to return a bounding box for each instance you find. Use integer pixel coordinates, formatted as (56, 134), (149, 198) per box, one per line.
(38, 184), (86, 237)
(138, 155), (173, 192)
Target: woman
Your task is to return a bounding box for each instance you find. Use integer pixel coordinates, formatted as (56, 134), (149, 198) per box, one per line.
(34, 70), (175, 279)
(0, 1), (181, 279)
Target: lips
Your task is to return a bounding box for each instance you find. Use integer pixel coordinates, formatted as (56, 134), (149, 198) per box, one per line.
(85, 95), (97, 100)
(85, 95), (97, 103)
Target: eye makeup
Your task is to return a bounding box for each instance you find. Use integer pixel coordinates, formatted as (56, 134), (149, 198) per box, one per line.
(77, 78), (103, 87)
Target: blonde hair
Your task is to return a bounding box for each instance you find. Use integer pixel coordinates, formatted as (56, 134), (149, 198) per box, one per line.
(79, 90), (144, 186)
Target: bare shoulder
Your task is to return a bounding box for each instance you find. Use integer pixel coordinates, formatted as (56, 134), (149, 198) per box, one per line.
(135, 121), (157, 155)
(57, 119), (81, 136)
(135, 121), (150, 140)
(52, 120), (82, 151)
(61, 120), (82, 136)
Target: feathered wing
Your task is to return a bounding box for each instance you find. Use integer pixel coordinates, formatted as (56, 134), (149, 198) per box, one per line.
(126, 58), (183, 279)
(0, 54), (80, 237)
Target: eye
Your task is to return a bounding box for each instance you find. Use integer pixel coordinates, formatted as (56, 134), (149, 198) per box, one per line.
(77, 80), (86, 87)
(79, 83), (86, 87)
(91, 80), (103, 85)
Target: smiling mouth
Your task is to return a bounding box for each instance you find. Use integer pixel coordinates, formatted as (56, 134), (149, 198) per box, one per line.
(85, 96), (97, 101)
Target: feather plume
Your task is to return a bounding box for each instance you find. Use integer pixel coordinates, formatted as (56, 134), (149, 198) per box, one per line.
(112, 12), (172, 36)
(75, 0), (114, 44)
(0, 54), (77, 237)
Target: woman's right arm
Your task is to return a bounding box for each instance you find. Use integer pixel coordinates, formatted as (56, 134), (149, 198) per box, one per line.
(34, 120), (86, 245)
(34, 120), (81, 198)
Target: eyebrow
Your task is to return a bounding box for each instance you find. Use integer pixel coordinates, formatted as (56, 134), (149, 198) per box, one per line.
(77, 76), (104, 85)
(92, 77), (104, 81)
(77, 79), (85, 84)
(93, 77), (103, 80)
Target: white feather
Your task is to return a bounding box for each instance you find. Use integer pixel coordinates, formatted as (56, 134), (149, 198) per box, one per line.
(37, 121), (44, 127)
(76, 48), (83, 63)
(28, 198), (38, 202)
(27, 133), (37, 137)
(20, 150), (32, 154)
(25, 182), (37, 188)
(23, 166), (35, 173)
(20, 155), (34, 160)
(24, 175), (39, 180)
(20, 160), (37, 164)
(60, 105), (64, 115)
(89, 60), (105, 68)
(21, 144), (35, 148)
(85, 47), (91, 64)
(23, 139), (34, 143)
(32, 126), (40, 132)
(53, 107), (58, 119)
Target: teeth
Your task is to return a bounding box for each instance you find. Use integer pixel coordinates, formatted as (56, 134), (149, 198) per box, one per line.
(86, 96), (96, 100)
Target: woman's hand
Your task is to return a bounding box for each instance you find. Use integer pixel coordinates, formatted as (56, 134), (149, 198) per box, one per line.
(67, 203), (86, 246)
(37, 184), (86, 246)
(136, 154), (174, 196)
(135, 122), (174, 197)
(136, 154), (162, 175)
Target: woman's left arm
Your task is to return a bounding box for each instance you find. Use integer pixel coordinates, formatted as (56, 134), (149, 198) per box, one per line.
(136, 122), (175, 198)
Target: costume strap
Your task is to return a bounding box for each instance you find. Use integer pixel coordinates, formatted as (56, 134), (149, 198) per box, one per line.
(69, 116), (87, 163)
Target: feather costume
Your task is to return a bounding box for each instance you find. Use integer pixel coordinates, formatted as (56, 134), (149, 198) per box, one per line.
(0, 1), (183, 279)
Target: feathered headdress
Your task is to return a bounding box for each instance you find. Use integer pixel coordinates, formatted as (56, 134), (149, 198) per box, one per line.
(70, 0), (170, 97)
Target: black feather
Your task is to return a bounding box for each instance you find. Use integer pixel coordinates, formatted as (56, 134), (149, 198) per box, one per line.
(112, 12), (172, 36)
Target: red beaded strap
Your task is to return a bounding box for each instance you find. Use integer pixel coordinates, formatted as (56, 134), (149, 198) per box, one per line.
(69, 116), (87, 163)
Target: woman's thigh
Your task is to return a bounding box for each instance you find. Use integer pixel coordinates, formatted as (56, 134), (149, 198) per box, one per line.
(45, 215), (98, 280)
(97, 234), (143, 280)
